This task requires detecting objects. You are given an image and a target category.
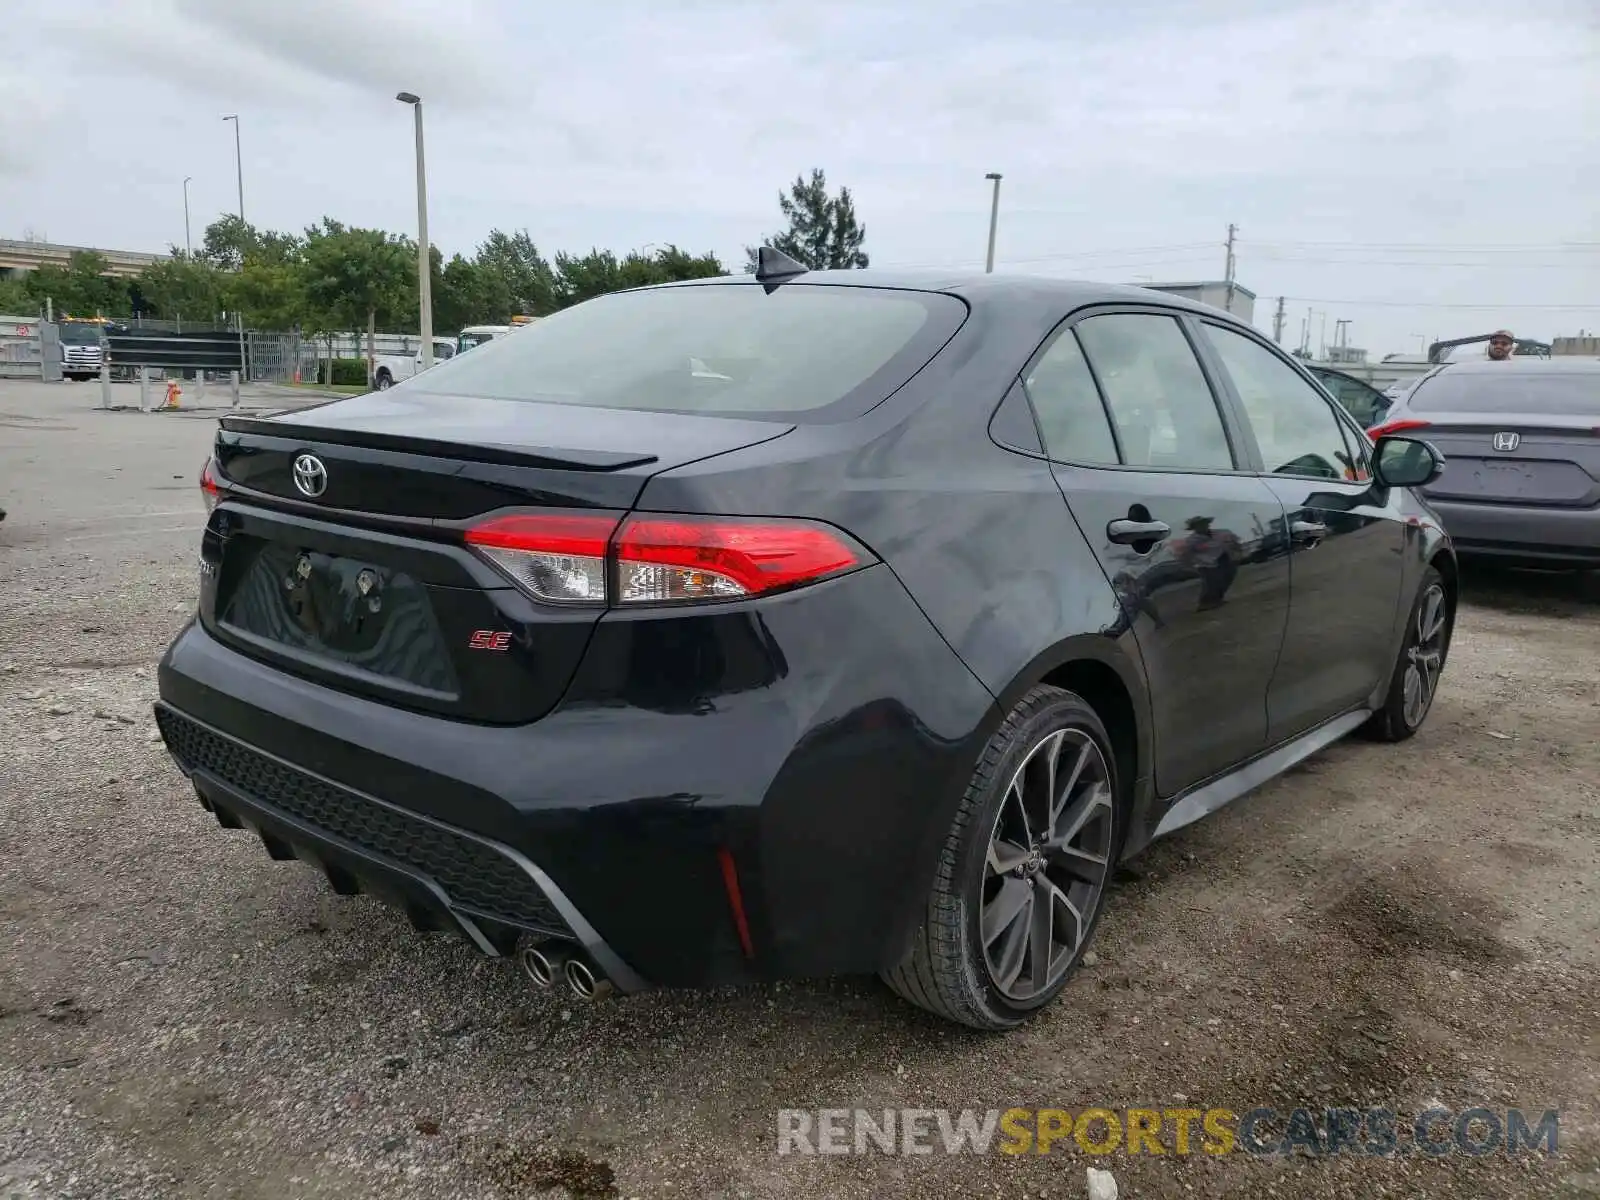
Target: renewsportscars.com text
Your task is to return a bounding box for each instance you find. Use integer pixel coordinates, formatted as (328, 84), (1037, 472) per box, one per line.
(776, 1106), (1560, 1158)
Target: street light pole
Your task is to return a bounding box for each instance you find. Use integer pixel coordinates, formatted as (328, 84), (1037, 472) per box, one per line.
(984, 172), (1003, 273)
(183, 177), (193, 257)
(396, 92), (433, 370)
(221, 115), (244, 223)
(221, 115), (246, 381)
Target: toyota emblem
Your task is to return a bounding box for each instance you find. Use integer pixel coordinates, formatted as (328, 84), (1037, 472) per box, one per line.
(1491, 432), (1520, 453)
(292, 453), (328, 498)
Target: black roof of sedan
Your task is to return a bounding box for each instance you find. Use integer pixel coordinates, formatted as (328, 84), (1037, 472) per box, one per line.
(657, 267), (1245, 325)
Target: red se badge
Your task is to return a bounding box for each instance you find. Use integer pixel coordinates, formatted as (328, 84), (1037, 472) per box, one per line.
(468, 630), (512, 651)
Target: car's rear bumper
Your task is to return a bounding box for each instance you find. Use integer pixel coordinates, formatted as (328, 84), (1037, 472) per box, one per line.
(157, 704), (649, 990)
(1426, 498), (1600, 566)
(155, 562), (999, 989)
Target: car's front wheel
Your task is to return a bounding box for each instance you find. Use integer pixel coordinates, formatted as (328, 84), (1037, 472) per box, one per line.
(883, 685), (1122, 1030)
(1361, 564), (1452, 742)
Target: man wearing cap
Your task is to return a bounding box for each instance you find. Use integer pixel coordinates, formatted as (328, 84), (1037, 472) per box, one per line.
(1486, 331), (1515, 360)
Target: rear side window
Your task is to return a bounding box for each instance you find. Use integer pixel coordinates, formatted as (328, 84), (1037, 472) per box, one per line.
(406, 282), (967, 422)
(1073, 313), (1236, 470)
(1023, 328), (1119, 464)
(1408, 370), (1600, 416)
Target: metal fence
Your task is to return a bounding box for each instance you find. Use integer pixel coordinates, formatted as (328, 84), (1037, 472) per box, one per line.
(0, 315), (448, 386)
(100, 328), (245, 411)
(0, 315), (62, 381)
(106, 327), (245, 374)
(245, 331), (322, 384)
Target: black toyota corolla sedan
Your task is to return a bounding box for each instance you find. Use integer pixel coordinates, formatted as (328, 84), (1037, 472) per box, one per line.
(156, 254), (1457, 1030)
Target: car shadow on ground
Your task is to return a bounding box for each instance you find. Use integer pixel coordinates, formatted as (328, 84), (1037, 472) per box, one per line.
(1458, 561), (1597, 617)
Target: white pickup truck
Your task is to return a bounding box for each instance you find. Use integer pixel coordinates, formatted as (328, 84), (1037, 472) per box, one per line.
(371, 337), (458, 391)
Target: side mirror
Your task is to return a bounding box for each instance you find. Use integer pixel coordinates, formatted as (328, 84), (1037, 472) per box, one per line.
(1372, 435), (1445, 489)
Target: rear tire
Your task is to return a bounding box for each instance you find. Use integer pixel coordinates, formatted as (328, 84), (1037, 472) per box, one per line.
(375, 369), (393, 390)
(882, 685), (1122, 1031)
(1360, 564), (1452, 742)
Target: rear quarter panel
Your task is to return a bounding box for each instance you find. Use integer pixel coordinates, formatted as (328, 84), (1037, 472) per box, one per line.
(637, 297), (1155, 890)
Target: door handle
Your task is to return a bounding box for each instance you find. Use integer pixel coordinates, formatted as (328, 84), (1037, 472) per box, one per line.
(1290, 520), (1328, 544)
(1107, 518), (1171, 546)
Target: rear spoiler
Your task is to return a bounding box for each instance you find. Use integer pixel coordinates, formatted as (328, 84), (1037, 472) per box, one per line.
(216, 414), (659, 472)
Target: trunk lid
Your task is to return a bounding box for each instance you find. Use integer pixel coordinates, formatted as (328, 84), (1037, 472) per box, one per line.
(1412, 412), (1600, 508)
(201, 394), (794, 724)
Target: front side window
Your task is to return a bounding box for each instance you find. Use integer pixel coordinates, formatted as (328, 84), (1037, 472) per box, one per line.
(1204, 324), (1357, 480)
(1072, 313), (1236, 471)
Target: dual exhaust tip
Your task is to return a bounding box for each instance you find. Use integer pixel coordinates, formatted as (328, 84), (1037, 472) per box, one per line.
(518, 941), (614, 1002)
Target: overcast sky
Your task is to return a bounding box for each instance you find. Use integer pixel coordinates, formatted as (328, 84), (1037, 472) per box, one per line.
(5, 0), (1597, 355)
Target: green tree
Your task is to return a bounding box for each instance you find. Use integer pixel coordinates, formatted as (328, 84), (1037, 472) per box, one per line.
(200, 214), (303, 270)
(135, 256), (226, 323)
(552, 249), (624, 308)
(475, 230), (558, 316)
(298, 219), (415, 380)
(20, 252), (131, 319)
(0, 276), (36, 316)
(226, 259), (303, 329)
(554, 245), (727, 309)
(649, 245), (727, 284)
(744, 169), (868, 272)
(433, 251), (514, 331)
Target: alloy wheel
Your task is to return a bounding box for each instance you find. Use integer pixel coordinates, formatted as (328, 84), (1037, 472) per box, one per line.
(1403, 583), (1448, 728)
(980, 727), (1115, 1003)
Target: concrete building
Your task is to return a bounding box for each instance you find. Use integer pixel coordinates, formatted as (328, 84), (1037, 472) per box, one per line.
(0, 238), (165, 280)
(1133, 280), (1255, 323)
(1552, 334), (1600, 357)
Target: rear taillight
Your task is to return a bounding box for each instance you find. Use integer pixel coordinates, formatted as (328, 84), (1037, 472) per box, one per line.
(1367, 417), (1431, 440)
(464, 511), (871, 607)
(200, 458), (223, 513)
(465, 513), (617, 606)
(613, 515), (865, 603)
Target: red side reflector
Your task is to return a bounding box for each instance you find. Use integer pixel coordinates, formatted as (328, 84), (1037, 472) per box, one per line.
(1368, 418), (1431, 440)
(200, 458), (222, 512)
(613, 515), (863, 601)
(716, 846), (756, 960)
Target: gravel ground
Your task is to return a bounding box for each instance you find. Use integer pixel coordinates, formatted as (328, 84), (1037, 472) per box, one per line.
(2, 379), (1597, 1200)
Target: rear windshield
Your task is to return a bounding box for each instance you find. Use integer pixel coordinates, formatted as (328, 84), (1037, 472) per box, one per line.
(1409, 370), (1600, 416)
(406, 281), (967, 422)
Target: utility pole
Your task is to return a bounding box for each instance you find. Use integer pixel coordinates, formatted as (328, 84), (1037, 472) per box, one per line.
(222, 115), (244, 223)
(1272, 296), (1286, 344)
(222, 115), (246, 381)
(1334, 318), (1351, 357)
(183, 177), (193, 257)
(1224, 223), (1237, 314)
(983, 173), (1003, 273)
(397, 92), (434, 370)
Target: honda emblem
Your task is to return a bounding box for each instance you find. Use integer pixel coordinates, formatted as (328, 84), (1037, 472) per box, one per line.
(1491, 432), (1520, 453)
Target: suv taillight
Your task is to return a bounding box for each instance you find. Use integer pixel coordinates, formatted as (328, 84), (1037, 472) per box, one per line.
(464, 511), (873, 607)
